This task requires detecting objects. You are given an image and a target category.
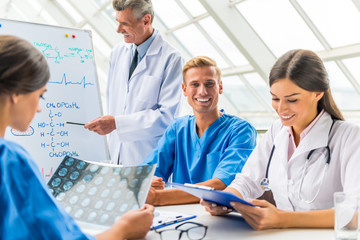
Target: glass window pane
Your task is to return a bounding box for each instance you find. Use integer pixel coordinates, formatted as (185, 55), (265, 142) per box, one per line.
(153, 0), (189, 28)
(40, 10), (58, 26)
(298, 0), (360, 48)
(243, 72), (272, 109)
(1, 3), (27, 21)
(324, 61), (360, 111)
(104, 4), (116, 21)
(55, 0), (83, 23)
(29, 0), (42, 12)
(236, 0), (324, 57)
(221, 75), (265, 112)
(199, 17), (249, 66)
(173, 25), (229, 68)
(246, 116), (275, 130)
(92, 0), (108, 6)
(342, 57), (360, 86)
(180, 0), (207, 17)
(83, 24), (112, 58)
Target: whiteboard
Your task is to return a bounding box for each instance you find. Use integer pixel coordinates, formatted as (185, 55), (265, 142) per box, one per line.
(1, 18), (109, 182)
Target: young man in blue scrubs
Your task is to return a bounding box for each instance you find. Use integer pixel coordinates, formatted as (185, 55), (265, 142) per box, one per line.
(142, 56), (257, 206)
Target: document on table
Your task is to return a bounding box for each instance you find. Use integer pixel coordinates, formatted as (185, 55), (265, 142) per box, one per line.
(151, 210), (196, 230)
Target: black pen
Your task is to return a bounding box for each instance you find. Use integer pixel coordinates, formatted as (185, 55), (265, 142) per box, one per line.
(66, 121), (85, 126)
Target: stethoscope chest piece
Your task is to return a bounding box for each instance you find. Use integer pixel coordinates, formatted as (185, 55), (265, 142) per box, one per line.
(260, 178), (270, 191)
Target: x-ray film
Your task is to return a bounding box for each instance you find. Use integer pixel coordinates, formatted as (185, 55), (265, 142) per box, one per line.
(48, 156), (155, 226)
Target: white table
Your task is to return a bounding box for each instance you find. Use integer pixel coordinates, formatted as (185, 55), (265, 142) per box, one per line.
(144, 204), (335, 240)
(80, 203), (337, 240)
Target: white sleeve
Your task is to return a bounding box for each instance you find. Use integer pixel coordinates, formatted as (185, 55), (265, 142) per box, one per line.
(228, 121), (280, 199)
(115, 54), (184, 142)
(336, 122), (360, 195)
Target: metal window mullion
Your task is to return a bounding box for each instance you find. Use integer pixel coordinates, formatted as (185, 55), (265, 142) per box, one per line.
(94, 0), (112, 15)
(222, 92), (243, 116)
(228, 0), (246, 7)
(290, 0), (360, 95)
(154, 15), (192, 59)
(165, 13), (209, 34)
(352, 0), (360, 12)
(177, 0), (274, 113)
(66, 0), (118, 47)
(175, 0), (233, 66)
(238, 75), (274, 112)
(289, 0), (331, 50)
(335, 60), (360, 95)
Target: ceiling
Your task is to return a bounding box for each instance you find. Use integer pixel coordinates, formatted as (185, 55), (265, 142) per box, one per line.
(2, 0), (360, 129)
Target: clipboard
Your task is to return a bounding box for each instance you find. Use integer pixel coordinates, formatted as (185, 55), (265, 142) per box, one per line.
(169, 182), (255, 208)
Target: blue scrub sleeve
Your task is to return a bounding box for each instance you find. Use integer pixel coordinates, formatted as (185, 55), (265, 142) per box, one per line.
(212, 122), (257, 186)
(142, 123), (177, 182)
(0, 142), (93, 240)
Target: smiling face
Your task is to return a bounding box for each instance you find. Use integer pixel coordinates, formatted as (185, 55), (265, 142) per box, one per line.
(115, 8), (152, 45)
(9, 86), (47, 132)
(270, 78), (324, 135)
(182, 66), (223, 118)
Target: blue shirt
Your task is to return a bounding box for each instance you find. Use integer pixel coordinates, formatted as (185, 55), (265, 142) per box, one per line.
(131, 29), (158, 64)
(142, 114), (256, 186)
(0, 138), (94, 240)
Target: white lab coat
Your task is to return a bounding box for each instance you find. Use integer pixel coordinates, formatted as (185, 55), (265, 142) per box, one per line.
(229, 112), (360, 211)
(106, 32), (184, 166)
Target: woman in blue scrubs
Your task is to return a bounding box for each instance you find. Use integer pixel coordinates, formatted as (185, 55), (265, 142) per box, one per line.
(0, 35), (154, 240)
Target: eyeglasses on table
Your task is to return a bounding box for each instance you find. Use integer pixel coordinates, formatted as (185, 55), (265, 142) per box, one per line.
(154, 221), (208, 240)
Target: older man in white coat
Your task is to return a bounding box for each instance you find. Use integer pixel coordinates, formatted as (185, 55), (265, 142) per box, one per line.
(85, 0), (184, 165)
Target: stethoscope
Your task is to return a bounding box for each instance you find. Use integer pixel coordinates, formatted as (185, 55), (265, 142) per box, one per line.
(260, 119), (335, 204)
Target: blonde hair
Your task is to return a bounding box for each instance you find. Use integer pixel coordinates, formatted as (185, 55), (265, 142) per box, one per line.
(182, 56), (221, 85)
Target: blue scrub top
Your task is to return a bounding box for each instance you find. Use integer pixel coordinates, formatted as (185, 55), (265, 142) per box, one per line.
(143, 114), (256, 185)
(0, 138), (94, 240)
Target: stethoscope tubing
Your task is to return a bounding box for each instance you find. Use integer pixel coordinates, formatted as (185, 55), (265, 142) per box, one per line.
(261, 118), (336, 203)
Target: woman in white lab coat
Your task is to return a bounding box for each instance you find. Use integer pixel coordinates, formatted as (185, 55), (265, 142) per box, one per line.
(201, 49), (360, 230)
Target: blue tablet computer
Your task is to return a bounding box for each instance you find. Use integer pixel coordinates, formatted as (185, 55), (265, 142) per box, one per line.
(169, 182), (255, 208)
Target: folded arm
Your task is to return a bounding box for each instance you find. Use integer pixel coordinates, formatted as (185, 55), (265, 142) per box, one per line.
(146, 178), (226, 206)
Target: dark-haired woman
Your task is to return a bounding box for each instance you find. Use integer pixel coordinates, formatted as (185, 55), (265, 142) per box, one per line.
(0, 35), (153, 239)
(202, 49), (360, 230)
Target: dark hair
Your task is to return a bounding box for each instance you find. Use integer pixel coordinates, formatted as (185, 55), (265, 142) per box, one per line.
(269, 49), (344, 121)
(113, 0), (154, 23)
(0, 35), (49, 95)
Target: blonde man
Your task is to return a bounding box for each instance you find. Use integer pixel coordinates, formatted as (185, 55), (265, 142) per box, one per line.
(142, 56), (256, 206)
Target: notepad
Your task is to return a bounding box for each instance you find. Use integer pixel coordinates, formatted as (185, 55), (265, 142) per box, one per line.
(169, 182), (255, 208)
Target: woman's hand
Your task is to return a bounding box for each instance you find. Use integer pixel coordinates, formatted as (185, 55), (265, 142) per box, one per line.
(230, 199), (284, 230)
(200, 199), (233, 216)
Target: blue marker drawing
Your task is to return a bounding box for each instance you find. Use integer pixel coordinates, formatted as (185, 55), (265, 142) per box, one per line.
(34, 42), (93, 64)
(11, 126), (34, 136)
(49, 73), (95, 88)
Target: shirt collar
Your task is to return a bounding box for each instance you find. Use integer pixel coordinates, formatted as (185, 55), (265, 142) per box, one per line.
(132, 29), (158, 60)
(286, 109), (325, 140)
